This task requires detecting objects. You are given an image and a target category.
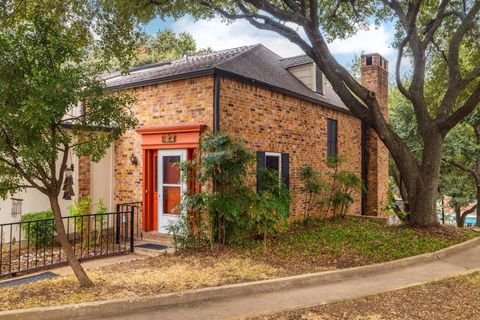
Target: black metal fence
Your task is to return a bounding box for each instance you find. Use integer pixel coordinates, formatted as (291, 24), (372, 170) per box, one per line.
(117, 201), (143, 239)
(0, 207), (135, 278)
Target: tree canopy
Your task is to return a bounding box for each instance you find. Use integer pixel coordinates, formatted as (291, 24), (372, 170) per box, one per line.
(132, 29), (212, 67)
(129, 0), (480, 226)
(0, 5), (137, 286)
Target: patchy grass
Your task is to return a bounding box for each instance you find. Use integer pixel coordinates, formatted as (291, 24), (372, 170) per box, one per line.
(249, 271), (480, 320)
(238, 217), (479, 272)
(0, 217), (477, 311)
(0, 256), (283, 311)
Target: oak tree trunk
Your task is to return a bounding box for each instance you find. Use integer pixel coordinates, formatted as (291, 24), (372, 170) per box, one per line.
(403, 131), (443, 227)
(48, 195), (93, 287)
(476, 184), (480, 227)
(455, 207), (466, 228)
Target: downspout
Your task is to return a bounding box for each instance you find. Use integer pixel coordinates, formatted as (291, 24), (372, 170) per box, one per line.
(213, 74), (220, 132)
(361, 120), (368, 216)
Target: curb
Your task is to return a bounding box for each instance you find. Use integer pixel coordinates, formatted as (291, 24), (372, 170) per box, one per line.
(1, 236), (479, 320)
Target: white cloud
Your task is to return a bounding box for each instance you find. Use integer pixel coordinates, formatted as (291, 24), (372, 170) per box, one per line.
(172, 17), (395, 66)
(328, 25), (394, 56)
(172, 17), (304, 57)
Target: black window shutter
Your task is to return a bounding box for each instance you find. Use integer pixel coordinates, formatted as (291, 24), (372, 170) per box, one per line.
(256, 151), (266, 193)
(281, 153), (289, 189)
(327, 119), (338, 157)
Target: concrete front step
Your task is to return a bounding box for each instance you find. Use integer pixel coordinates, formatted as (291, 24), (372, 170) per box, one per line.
(133, 240), (173, 257)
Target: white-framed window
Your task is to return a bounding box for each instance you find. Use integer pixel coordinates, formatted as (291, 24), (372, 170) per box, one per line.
(256, 151), (290, 193)
(11, 198), (23, 217)
(265, 152), (282, 177)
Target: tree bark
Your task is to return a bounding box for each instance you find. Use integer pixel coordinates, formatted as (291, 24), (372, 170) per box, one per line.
(455, 207), (465, 228)
(476, 183), (480, 227)
(48, 195), (93, 287)
(405, 131), (444, 226)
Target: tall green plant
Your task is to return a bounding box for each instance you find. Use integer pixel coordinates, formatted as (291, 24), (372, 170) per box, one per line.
(69, 197), (108, 246)
(299, 166), (328, 222)
(177, 133), (254, 246)
(299, 159), (363, 219)
(251, 169), (291, 251)
(330, 171), (363, 217)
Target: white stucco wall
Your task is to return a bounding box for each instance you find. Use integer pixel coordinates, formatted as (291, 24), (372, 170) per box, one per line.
(0, 146), (113, 242)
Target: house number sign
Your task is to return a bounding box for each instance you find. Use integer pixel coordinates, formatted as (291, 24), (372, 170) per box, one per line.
(162, 134), (176, 143)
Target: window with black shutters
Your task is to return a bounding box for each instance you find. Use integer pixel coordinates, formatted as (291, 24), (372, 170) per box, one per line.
(315, 66), (323, 95)
(327, 119), (338, 158)
(256, 151), (289, 193)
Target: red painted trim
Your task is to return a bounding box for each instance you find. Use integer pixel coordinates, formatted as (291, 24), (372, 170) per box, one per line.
(136, 122), (206, 135)
(138, 123), (205, 233)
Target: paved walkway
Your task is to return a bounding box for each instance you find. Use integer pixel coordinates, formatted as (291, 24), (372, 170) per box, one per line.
(106, 243), (480, 320)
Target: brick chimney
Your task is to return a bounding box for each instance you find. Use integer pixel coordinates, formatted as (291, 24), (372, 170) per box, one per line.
(360, 53), (389, 217)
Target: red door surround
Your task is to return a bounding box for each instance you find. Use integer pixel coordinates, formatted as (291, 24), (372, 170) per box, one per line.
(136, 123), (205, 232)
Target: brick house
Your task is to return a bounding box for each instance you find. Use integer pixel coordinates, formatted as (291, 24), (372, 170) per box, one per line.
(80, 44), (389, 236)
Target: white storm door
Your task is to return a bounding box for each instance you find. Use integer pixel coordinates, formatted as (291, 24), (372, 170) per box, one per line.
(157, 149), (187, 234)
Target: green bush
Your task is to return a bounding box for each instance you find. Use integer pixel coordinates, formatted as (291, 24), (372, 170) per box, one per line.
(299, 158), (363, 219)
(173, 133), (291, 248)
(69, 196), (109, 246)
(251, 168), (291, 250)
(299, 166), (328, 222)
(21, 210), (55, 248)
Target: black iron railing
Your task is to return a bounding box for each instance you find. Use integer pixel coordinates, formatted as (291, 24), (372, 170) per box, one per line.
(0, 207), (134, 278)
(117, 201), (142, 239)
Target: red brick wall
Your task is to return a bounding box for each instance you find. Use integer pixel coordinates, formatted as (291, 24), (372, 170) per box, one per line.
(112, 76), (214, 206)
(361, 54), (389, 217)
(78, 155), (91, 200)
(219, 77), (363, 219)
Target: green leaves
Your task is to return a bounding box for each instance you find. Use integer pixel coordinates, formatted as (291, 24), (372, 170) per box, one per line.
(0, 12), (136, 197)
(131, 29), (212, 67)
(174, 133), (290, 247)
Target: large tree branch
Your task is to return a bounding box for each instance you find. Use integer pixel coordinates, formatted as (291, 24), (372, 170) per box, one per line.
(446, 159), (476, 175)
(439, 81), (480, 133)
(383, 0), (431, 132)
(202, 2), (314, 56)
(447, 1), (480, 87)
(243, 0), (306, 26)
(0, 155), (47, 193)
(461, 203), (478, 219)
(437, 1), (480, 119)
(421, 0), (451, 47)
(395, 35), (413, 100)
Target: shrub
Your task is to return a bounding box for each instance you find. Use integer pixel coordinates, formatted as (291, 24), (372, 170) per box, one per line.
(69, 196), (91, 235)
(330, 171), (363, 217)
(178, 132), (255, 247)
(176, 133), (291, 248)
(69, 197), (108, 245)
(21, 210), (55, 248)
(251, 168), (291, 250)
(299, 166), (328, 222)
(299, 158), (363, 219)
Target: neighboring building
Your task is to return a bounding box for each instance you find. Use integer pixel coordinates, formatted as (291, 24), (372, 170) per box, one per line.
(1, 44), (390, 239)
(0, 149), (114, 242)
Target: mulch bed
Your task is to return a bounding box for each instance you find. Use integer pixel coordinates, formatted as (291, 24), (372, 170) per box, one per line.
(0, 236), (127, 278)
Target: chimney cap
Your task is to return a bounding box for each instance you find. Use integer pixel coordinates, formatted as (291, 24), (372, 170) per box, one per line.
(361, 53), (389, 72)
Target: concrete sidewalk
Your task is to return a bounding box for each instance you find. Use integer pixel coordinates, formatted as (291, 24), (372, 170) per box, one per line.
(106, 243), (480, 320)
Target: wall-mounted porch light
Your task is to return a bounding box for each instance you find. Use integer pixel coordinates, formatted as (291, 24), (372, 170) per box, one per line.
(130, 153), (138, 166)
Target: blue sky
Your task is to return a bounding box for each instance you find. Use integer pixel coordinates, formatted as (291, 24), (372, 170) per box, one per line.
(141, 16), (397, 72)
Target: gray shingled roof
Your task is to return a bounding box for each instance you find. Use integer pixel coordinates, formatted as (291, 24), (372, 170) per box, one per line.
(105, 44), (348, 112)
(280, 54), (314, 68)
